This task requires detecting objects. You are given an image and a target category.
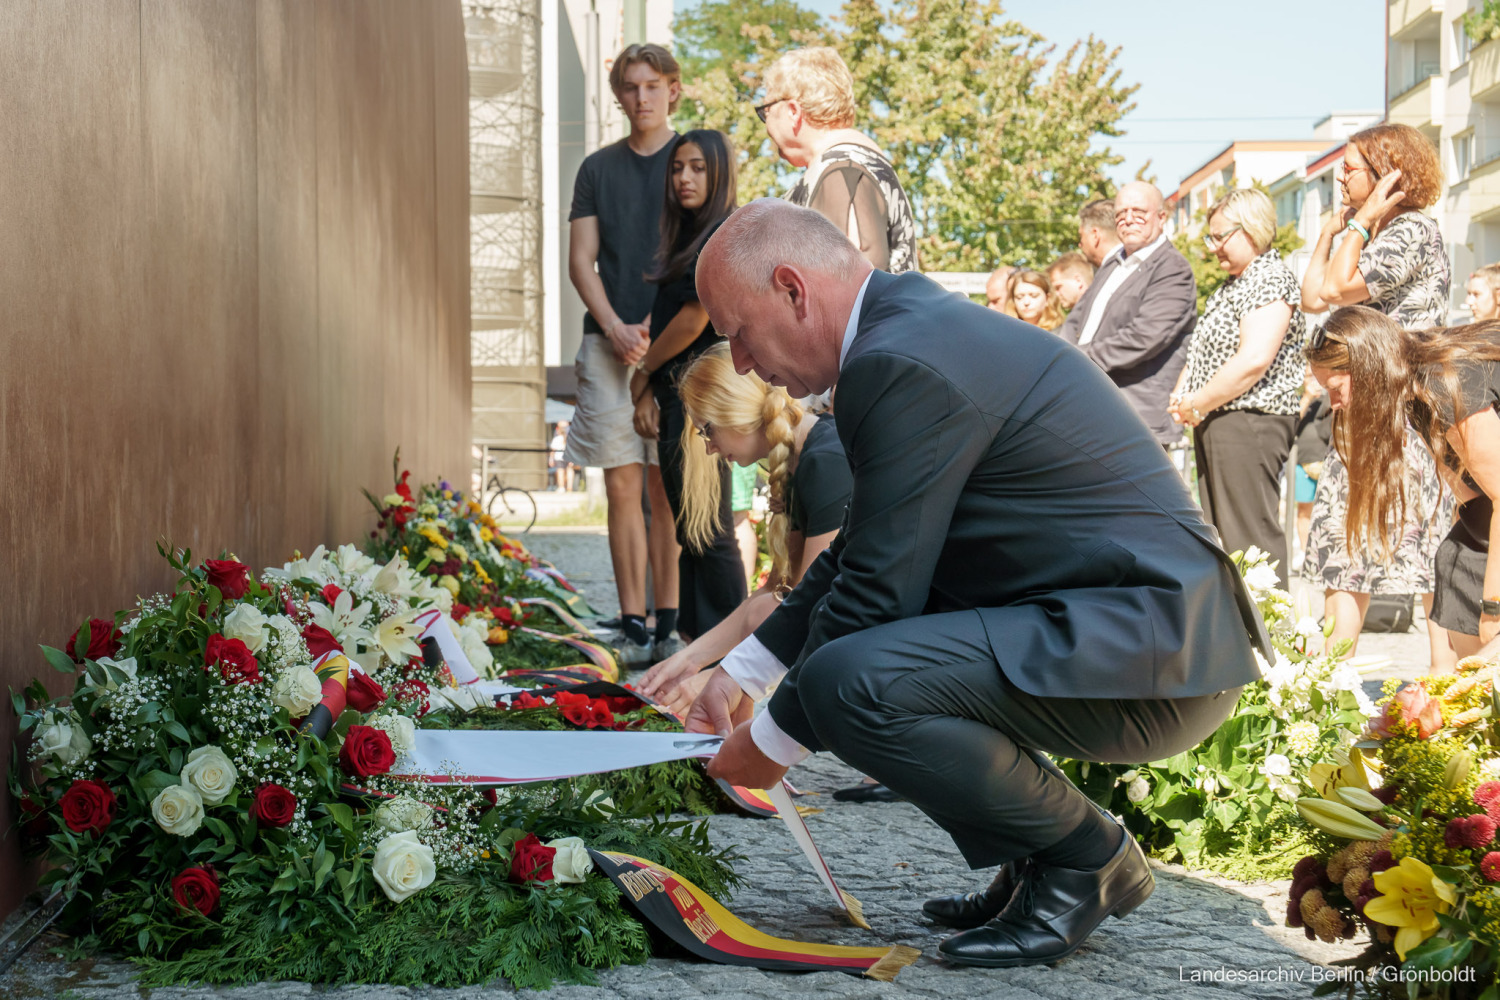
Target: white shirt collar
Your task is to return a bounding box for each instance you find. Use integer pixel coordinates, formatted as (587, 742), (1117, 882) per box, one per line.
(1119, 233), (1168, 268)
(839, 271), (876, 370)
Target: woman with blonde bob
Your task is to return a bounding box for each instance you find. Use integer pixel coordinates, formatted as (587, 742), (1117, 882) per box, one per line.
(1306, 306), (1500, 657)
(1169, 187), (1306, 580)
(639, 342), (852, 713)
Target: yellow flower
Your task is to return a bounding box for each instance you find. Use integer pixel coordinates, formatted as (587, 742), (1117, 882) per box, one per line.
(418, 527), (447, 549)
(438, 575), (460, 597)
(424, 546), (446, 564)
(479, 527), (494, 543)
(473, 562), (492, 584)
(487, 627), (511, 645)
(1364, 857), (1457, 959)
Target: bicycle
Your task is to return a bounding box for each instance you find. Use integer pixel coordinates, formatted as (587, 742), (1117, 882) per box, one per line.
(484, 472), (538, 533)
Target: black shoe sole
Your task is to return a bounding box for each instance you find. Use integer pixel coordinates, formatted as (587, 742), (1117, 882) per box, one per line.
(831, 783), (906, 803)
(922, 907), (999, 930)
(938, 875), (1155, 968)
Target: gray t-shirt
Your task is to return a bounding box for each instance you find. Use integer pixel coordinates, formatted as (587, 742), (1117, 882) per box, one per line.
(569, 135), (675, 334)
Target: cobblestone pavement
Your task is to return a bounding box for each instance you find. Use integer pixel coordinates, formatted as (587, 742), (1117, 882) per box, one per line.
(0, 529), (1422, 999)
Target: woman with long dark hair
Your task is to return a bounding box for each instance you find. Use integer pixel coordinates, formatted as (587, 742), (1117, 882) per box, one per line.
(1298, 123), (1454, 666)
(1307, 306), (1500, 658)
(629, 130), (745, 644)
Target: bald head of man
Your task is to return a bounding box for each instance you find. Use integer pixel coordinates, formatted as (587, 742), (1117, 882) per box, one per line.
(697, 199), (874, 398)
(1113, 181), (1168, 256)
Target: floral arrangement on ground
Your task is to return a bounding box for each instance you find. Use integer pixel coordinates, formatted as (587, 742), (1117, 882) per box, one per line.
(9, 475), (739, 987)
(1282, 654), (1500, 998)
(1058, 547), (1378, 880)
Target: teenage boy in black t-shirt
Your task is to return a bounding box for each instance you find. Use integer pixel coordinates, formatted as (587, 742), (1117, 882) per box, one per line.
(566, 43), (684, 665)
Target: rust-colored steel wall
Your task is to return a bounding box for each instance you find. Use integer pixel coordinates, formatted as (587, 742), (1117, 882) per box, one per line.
(0, 0), (469, 916)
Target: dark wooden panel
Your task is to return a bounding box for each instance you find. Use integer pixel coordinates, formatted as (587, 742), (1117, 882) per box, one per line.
(0, 0), (470, 917)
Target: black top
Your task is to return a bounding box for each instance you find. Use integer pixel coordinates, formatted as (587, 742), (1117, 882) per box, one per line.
(1409, 359), (1500, 545)
(648, 222), (724, 392)
(569, 136), (676, 335)
(786, 414), (853, 536)
(1295, 395), (1332, 465)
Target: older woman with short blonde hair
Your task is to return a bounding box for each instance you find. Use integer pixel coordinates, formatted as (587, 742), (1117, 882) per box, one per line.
(1169, 187), (1306, 582)
(757, 46), (919, 273)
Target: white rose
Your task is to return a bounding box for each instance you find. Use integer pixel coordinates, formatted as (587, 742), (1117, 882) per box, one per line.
(375, 796), (434, 833)
(271, 665), (324, 717)
(1328, 664), (1363, 694)
(180, 745), (239, 805)
(223, 604), (270, 653)
(458, 626), (494, 676)
(1126, 777), (1151, 803)
(545, 837), (593, 884)
(371, 830), (436, 903)
(1243, 562), (1279, 593)
(152, 783), (205, 836)
(368, 713), (417, 756)
(35, 711), (90, 768)
(1263, 753), (1292, 778)
(87, 656), (139, 693)
(1295, 616), (1323, 639)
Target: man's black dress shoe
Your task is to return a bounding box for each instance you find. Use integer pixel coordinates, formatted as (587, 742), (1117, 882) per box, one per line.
(937, 828), (1154, 968)
(830, 782), (905, 803)
(921, 862), (1021, 928)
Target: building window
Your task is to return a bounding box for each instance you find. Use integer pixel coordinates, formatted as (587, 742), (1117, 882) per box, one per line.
(1457, 18), (1473, 64)
(1456, 131), (1474, 181)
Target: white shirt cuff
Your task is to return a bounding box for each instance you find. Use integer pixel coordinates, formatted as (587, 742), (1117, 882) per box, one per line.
(718, 635), (787, 701)
(750, 710), (811, 767)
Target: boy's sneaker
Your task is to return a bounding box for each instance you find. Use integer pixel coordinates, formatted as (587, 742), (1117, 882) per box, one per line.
(609, 632), (654, 668)
(652, 632), (686, 663)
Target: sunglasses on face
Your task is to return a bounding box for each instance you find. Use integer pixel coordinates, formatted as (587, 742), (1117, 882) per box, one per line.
(694, 421), (714, 441)
(1309, 325), (1329, 351)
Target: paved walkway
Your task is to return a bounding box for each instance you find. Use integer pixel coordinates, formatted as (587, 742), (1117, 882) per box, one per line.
(0, 528), (1432, 999)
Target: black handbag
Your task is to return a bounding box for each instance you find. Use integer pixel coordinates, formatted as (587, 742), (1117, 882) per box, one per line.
(1362, 593), (1414, 633)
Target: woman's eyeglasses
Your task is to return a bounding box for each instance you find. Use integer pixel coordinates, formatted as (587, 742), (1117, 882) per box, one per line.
(1202, 224), (1243, 250)
(754, 99), (786, 124)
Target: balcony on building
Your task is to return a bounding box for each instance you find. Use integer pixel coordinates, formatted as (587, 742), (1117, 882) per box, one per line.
(1389, 0), (1443, 43)
(1470, 152), (1500, 224)
(1476, 38), (1500, 102)
(1389, 74), (1443, 138)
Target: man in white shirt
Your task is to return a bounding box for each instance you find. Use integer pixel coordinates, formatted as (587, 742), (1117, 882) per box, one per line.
(1059, 182), (1197, 446)
(686, 199), (1265, 969)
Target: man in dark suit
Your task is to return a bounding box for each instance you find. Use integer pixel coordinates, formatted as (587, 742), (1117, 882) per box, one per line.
(1059, 182), (1197, 447)
(687, 199), (1267, 968)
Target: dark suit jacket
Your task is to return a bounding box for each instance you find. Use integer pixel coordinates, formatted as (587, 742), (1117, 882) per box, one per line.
(1057, 242), (1197, 444)
(754, 270), (1268, 753)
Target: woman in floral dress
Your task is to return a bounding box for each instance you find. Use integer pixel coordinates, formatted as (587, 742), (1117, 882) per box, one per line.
(1300, 123), (1454, 668)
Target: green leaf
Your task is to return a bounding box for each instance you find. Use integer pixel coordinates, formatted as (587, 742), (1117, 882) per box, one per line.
(314, 852), (335, 892)
(163, 720), (191, 744)
(40, 645), (76, 674)
(323, 802), (354, 833)
(271, 870), (298, 893)
(1403, 935), (1472, 971)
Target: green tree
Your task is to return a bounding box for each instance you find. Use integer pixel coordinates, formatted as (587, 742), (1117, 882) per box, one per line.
(670, 0), (1139, 271)
(673, 0), (825, 85)
(1171, 184), (1305, 314)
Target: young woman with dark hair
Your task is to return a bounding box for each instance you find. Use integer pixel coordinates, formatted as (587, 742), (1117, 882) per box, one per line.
(628, 130), (745, 646)
(1307, 306), (1500, 660)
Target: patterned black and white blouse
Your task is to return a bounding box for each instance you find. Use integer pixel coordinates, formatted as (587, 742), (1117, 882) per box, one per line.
(1359, 211), (1449, 329)
(785, 142), (919, 273)
(1181, 250), (1307, 415)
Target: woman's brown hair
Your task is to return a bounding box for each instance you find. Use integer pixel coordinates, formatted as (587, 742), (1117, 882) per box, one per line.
(1305, 306), (1500, 558)
(1003, 269), (1065, 331)
(1349, 123), (1442, 210)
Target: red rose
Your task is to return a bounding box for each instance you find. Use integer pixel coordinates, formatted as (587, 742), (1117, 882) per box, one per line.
(339, 725), (395, 777)
(59, 780), (116, 834)
(205, 634), (262, 685)
(508, 833), (556, 883)
(171, 866), (220, 916)
(204, 559), (251, 599)
(301, 622), (342, 659)
(320, 583), (344, 606)
(251, 783), (297, 828)
(67, 618), (122, 662)
(1369, 683), (1444, 740)
(346, 671), (387, 713)
(451, 603), (471, 622)
(508, 691), (548, 710)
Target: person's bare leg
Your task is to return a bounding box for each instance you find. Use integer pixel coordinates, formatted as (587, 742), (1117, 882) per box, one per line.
(1323, 589), (1370, 659)
(733, 511), (758, 586)
(1423, 593), (1459, 674)
(646, 462), (681, 625)
(604, 463), (648, 618)
(1450, 629), (1485, 661)
(1296, 502), (1313, 561)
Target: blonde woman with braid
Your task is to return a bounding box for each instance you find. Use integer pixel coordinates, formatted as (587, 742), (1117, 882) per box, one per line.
(639, 343), (852, 714)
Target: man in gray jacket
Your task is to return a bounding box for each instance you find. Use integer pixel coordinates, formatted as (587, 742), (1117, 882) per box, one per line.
(687, 200), (1265, 969)
(1059, 182), (1196, 446)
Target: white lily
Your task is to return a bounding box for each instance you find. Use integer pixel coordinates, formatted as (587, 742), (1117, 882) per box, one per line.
(374, 610), (425, 665)
(331, 543), (376, 577)
(372, 555), (418, 598)
(308, 590), (375, 649)
(264, 545), (329, 584)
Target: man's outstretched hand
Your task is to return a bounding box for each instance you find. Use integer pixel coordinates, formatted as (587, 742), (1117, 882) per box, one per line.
(684, 667), (789, 789)
(683, 666), (753, 735)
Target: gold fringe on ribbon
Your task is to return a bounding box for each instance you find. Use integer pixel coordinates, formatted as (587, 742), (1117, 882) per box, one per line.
(864, 945), (922, 982)
(839, 890), (871, 931)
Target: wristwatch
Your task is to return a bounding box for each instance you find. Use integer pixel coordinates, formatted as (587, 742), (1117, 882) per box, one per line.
(1483, 597), (1500, 618)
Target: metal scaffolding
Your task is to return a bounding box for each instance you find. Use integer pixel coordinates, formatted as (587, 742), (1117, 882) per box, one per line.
(465, 0), (547, 496)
